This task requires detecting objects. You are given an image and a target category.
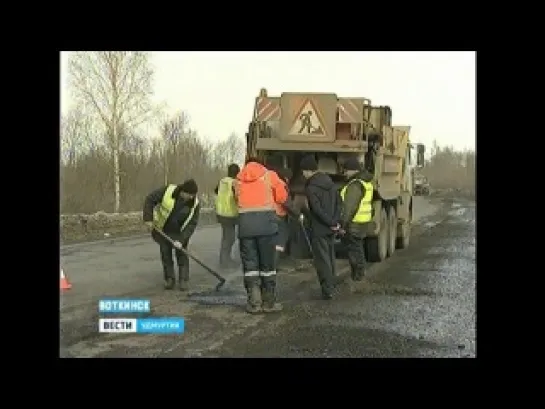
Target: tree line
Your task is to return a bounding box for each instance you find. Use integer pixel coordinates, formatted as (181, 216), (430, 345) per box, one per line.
(422, 141), (475, 194)
(61, 107), (245, 214)
(61, 51), (245, 214)
(61, 51), (474, 215)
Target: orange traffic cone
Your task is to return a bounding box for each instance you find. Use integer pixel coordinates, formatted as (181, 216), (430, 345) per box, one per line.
(60, 267), (72, 291)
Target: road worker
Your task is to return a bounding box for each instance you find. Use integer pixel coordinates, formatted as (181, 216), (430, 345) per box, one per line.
(214, 164), (240, 269)
(340, 157), (374, 281)
(235, 157), (288, 313)
(143, 179), (200, 291)
(264, 155), (299, 271)
(300, 155), (342, 300)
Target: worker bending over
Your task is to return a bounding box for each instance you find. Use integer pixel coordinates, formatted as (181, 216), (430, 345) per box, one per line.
(143, 179), (200, 291)
(236, 157), (288, 313)
(214, 163), (240, 269)
(340, 158), (374, 281)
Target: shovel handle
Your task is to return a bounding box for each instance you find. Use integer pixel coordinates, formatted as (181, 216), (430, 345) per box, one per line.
(153, 226), (226, 284)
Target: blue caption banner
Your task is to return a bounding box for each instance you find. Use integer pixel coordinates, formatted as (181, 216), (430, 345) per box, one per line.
(137, 318), (184, 334)
(99, 299), (151, 314)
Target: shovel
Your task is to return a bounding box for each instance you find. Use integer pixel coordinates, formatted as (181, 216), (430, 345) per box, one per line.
(153, 227), (226, 291)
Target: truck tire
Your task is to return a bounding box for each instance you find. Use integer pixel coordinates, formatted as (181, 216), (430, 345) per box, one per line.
(396, 209), (411, 249)
(387, 207), (397, 257)
(366, 207), (388, 262)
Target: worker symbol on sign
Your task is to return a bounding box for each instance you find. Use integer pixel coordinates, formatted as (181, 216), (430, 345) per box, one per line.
(289, 99), (326, 136)
(298, 111), (323, 134)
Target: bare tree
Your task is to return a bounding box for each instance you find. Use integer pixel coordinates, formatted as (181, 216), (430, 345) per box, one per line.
(61, 106), (97, 165)
(160, 111), (190, 184)
(68, 51), (156, 212)
(212, 132), (245, 169)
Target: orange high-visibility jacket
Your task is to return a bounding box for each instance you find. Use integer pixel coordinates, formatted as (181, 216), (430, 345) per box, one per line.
(235, 162), (288, 214)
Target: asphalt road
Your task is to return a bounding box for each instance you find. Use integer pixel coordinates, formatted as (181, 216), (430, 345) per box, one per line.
(60, 196), (475, 358)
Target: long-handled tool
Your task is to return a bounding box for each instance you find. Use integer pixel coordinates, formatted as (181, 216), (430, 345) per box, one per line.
(153, 227), (226, 291)
(299, 218), (313, 257)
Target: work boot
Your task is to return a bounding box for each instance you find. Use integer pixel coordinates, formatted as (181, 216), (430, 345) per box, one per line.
(351, 268), (365, 282)
(178, 264), (189, 292)
(244, 277), (262, 314)
(261, 276), (283, 313)
(320, 279), (334, 300)
(163, 265), (175, 290)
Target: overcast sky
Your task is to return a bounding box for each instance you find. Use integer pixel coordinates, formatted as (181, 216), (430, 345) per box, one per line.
(60, 51), (475, 151)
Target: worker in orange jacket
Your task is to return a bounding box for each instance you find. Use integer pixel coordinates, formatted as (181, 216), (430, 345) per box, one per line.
(235, 157), (289, 314)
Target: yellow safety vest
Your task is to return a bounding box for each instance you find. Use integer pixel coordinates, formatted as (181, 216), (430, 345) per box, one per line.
(153, 184), (199, 231)
(340, 179), (373, 223)
(215, 177), (238, 218)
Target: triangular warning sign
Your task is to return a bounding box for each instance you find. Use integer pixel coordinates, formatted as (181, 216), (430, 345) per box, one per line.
(289, 99), (326, 136)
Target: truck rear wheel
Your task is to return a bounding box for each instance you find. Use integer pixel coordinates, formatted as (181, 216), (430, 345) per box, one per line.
(387, 207), (397, 257)
(396, 209), (411, 249)
(366, 207), (388, 262)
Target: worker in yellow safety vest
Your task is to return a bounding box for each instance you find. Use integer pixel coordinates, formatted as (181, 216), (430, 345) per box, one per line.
(143, 179), (200, 291)
(339, 157), (374, 281)
(214, 164), (240, 269)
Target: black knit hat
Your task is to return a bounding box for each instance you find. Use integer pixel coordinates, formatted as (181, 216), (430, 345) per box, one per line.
(300, 155), (318, 171)
(179, 179), (198, 195)
(344, 157), (362, 171)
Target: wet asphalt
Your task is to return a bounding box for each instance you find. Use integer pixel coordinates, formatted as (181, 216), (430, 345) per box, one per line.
(214, 198), (476, 357)
(60, 196), (475, 358)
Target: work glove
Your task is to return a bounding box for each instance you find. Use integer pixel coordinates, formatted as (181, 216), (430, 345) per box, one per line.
(299, 214), (305, 223)
(173, 240), (183, 250)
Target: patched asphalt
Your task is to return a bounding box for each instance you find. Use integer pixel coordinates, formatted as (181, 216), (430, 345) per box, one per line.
(60, 196), (475, 358)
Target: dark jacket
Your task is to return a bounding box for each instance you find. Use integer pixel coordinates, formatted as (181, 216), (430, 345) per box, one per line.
(143, 185), (201, 244)
(266, 166), (299, 220)
(303, 172), (341, 237)
(341, 170), (374, 237)
(278, 175), (299, 219)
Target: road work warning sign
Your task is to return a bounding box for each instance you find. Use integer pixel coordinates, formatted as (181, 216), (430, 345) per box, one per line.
(289, 99), (326, 136)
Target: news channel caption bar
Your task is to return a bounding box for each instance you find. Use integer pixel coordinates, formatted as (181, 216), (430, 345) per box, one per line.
(99, 318), (185, 334)
(99, 299), (151, 314)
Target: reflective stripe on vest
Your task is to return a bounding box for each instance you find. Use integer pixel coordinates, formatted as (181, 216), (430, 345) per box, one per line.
(237, 171), (275, 214)
(215, 177), (238, 218)
(153, 184), (200, 231)
(340, 179), (373, 223)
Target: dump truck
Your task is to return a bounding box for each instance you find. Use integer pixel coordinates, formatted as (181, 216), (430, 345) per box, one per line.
(245, 88), (425, 262)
